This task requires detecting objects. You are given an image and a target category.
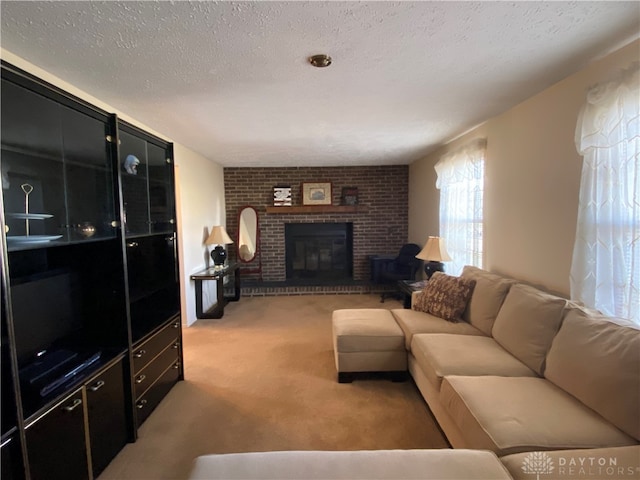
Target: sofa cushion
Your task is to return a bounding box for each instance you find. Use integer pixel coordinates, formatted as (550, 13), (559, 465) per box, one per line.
(189, 449), (514, 480)
(545, 306), (640, 440)
(440, 376), (637, 456)
(391, 308), (484, 350)
(461, 266), (515, 336)
(411, 334), (537, 391)
(332, 309), (405, 352)
(500, 445), (640, 480)
(491, 283), (567, 375)
(413, 272), (476, 322)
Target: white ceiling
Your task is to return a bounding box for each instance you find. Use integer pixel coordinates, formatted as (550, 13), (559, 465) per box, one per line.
(1, 1), (639, 167)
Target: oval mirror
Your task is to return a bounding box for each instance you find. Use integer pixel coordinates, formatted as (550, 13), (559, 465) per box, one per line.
(237, 206), (258, 263)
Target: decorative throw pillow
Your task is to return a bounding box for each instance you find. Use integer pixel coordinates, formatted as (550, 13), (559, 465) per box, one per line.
(413, 272), (476, 322)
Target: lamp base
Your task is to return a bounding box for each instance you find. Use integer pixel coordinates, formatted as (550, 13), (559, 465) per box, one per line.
(424, 261), (444, 279)
(211, 246), (227, 266)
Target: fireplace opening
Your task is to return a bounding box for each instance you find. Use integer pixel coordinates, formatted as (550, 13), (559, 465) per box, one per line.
(285, 223), (353, 283)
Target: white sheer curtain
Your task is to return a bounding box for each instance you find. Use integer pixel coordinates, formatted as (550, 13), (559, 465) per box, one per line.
(571, 63), (640, 324)
(435, 138), (486, 276)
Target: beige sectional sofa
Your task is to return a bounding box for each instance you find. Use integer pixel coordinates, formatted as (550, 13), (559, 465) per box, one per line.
(395, 266), (640, 456)
(327, 266), (640, 479)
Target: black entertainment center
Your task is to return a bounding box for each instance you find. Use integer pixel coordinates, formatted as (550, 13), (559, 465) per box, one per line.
(0, 61), (183, 480)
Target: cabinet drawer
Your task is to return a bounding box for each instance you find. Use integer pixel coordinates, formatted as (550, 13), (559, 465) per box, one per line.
(85, 358), (128, 478)
(135, 360), (181, 427)
(133, 342), (181, 399)
(132, 318), (180, 373)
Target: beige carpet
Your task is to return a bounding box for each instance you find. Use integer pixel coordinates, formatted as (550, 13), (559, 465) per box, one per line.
(99, 294), (449, 480)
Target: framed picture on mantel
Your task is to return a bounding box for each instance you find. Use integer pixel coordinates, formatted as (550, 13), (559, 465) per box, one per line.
(273, 186), (292, 206)
(302, 182), (332, 205)
(341, 186), (359, 205)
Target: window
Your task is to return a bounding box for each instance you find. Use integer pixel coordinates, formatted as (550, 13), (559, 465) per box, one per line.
(571, 64), (639, 324)
(435, 139), (486, 276)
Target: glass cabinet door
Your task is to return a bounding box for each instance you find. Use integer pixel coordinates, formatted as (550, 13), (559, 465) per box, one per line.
(1, 80), (65, 246)
(119, 130), (150, 236)
(119, 129), (174, 237)
(147, 144), (174, 234)
(61, 107), (115, 241)
(1, 78), (116, 249)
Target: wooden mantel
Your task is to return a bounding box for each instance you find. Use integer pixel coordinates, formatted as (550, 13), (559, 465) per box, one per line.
(265, 205), (368, 214)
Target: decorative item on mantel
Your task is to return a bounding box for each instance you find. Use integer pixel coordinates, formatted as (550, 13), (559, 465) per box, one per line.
(206, 225), (234, 267)
(416, 236), (452, 279)
(341, 187), (359, 205)
(302, 182), (332, 206)
(273, 185), (292, 206)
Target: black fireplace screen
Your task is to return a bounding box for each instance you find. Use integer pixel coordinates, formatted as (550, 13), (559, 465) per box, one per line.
(285, 223), (353, 282)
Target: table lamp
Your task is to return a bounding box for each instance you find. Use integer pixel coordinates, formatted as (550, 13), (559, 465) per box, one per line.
(416, 236), (452, 279)
(206, 225), (233, 267)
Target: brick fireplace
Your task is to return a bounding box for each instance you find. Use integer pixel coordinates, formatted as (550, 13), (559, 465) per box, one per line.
(285, 222), (353, 283)
(224, 166), (409, 291)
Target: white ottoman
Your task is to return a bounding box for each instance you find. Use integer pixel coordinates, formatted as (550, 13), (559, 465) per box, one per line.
(332, 309), (407, 383)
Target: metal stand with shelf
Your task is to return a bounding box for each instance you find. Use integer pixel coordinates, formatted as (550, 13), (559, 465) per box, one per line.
(191, 263), (241, 319)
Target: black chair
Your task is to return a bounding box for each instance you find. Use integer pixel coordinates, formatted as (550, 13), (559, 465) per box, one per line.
(371, 243), (422, 302)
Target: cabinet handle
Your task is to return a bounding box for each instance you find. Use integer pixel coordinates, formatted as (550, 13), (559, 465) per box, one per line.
(110, 220), (120, 228)
(172, 322), (180, 329)
(63, 398), (83, 412)
(135, 374), (146, 384)
(172, 361), (181, 369)
(88, 380), (105, 392)
(126, 241), (139, 248)
(136, 399), (147, 409)
(172, 342), (180, 349)
(134, 349), (146, 358)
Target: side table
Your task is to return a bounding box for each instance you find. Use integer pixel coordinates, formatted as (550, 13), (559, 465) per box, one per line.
(190, 263), (241, 319)
(397, 279), (428, 309)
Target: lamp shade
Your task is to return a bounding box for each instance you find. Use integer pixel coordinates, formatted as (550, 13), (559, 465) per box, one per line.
(416, 236), (452, 262)
(205, 225), (233, 246)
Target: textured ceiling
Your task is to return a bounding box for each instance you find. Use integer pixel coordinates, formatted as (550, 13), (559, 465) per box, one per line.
(1, 1), (639, 167)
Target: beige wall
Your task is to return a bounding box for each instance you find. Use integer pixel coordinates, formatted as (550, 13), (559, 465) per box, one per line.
(173, 149), (225, 326)
(1, 49), (226, 326)
(409, 39), (640, 295)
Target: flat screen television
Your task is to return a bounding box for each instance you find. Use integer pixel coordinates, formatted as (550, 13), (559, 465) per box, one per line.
(10, 269), (82, 365)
